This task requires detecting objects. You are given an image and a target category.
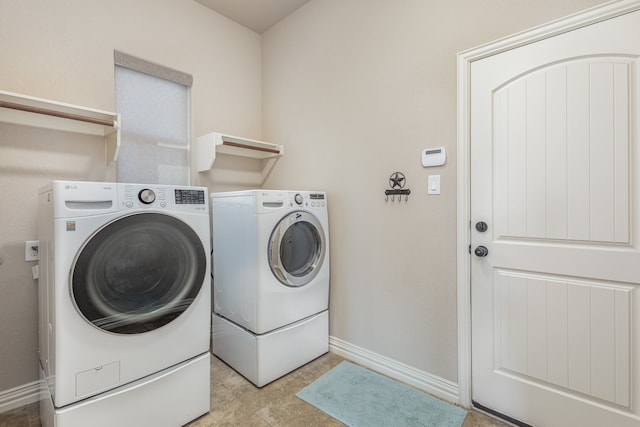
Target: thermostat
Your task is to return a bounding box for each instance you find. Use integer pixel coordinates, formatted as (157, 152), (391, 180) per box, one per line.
(421, 147), (446, 167)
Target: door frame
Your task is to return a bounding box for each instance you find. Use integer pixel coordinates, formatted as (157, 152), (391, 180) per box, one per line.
(455, 0), (640, 408)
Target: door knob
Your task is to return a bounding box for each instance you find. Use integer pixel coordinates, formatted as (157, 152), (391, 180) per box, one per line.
(475, 221), (488, 232)
(474, 245), (489, 257)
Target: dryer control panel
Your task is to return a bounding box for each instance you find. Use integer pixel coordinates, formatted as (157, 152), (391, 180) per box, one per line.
(288, 192), (326, 209)
(252, 190), (327, 213)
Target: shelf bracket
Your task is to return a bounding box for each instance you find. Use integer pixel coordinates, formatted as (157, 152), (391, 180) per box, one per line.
(196, 132), (284, 172)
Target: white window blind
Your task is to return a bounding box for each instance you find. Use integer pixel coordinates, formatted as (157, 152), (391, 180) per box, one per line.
(114, 51), (192, 185)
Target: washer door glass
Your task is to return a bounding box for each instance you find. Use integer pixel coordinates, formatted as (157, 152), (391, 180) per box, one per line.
(269, 211), (325, 287)
(72, 213), (206, 334)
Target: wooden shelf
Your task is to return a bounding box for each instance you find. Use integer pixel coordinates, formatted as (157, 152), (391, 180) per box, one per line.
(196, 132), (283, 172)
(0, 90), (121, 162)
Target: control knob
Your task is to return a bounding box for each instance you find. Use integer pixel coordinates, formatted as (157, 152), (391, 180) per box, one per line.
(138, 189), (156, 204)
(294, 193), (304, 205)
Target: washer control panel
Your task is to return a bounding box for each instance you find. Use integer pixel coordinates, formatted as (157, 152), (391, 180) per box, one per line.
(175, 189), (206, 205)
(120, 184), (207, 212)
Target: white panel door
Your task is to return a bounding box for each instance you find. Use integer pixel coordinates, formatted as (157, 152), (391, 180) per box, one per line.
(470, 8), (640, 427)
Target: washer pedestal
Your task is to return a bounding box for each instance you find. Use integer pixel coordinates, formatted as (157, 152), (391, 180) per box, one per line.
(40, 353), (210, 427)
(212, 311), (328, 387)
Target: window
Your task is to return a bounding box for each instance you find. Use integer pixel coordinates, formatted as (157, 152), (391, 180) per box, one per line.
(114, 51), (192, 185)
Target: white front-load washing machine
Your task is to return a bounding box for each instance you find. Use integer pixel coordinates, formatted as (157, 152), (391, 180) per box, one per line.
(37, 181), (211, 427)
(211, 190), (330, 386)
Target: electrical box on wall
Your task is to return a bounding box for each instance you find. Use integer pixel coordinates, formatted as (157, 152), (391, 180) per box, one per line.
(421, 147), (446, 167)
(25, 240), (39, 261)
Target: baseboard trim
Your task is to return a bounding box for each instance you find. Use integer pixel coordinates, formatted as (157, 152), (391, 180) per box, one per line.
(329, 336), (461, 405)
(2, 339), (461, 414)
(0, 380), (43, 414)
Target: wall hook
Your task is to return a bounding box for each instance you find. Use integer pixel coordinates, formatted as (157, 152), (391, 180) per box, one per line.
(385, 171), (411, 203)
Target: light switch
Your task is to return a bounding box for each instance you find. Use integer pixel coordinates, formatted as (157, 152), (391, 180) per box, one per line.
(428, 175), (440, 195)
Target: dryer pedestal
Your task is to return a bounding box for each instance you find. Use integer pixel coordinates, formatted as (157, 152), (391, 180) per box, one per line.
(212, 311), (328, 387)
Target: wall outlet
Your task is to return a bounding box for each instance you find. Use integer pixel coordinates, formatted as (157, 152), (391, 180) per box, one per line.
(25, 240), (39, 262)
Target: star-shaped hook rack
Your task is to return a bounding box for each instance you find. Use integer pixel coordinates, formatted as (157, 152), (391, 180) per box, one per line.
(386, 172), (410, 202)
(389, 172), (405, 189)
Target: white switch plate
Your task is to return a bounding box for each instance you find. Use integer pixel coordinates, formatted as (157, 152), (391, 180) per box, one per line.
(428, 175), (441, 195)
(25, 240), (39, 261)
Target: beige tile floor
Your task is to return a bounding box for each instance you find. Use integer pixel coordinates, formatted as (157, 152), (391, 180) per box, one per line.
(0, 353), (511, 427)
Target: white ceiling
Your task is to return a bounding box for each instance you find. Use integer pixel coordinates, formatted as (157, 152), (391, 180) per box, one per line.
(195, 0), (312, 34)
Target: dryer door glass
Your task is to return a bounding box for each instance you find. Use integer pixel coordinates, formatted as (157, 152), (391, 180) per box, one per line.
(71, 213), (206, 334)
(269, 211), (325, 287)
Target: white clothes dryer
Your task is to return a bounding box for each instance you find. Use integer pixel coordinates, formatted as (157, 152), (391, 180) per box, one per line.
(211, 190), (330, 386)
(38, 181), (211, 427)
